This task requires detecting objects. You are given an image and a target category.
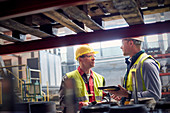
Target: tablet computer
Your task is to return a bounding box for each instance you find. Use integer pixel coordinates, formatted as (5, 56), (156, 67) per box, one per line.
(98, 86), (120, 91)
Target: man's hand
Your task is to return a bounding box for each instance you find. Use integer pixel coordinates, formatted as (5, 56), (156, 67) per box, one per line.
(108, 85), (129, 99)
(110, 94), (121, 101)
(81, 102), (90, 106)
(79, 102), (90, 110)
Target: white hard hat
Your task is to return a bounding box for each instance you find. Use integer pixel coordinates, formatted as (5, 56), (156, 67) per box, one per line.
(130, 36), (144, 42)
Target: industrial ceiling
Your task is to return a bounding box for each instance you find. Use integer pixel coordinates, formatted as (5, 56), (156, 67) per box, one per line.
(0, 0), (170, 55)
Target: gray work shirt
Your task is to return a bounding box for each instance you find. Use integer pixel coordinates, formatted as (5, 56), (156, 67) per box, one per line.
(135, 58), (162, 101)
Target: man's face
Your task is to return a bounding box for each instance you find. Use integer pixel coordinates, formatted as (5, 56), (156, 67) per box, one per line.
(120, 39), (131, 56)
(79, 53), (96, 69)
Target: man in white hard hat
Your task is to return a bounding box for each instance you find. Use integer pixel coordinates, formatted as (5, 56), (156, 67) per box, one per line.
(108, 36), (162, 105)
(59, 45), (106, 112)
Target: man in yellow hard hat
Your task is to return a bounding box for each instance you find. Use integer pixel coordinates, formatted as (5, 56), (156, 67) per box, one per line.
(108, 36), (161, 105)
(59, 45), (106, 112)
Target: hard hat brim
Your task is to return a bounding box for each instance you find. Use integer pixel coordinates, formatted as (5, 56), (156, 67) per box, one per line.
(124, 36), (144, 42)
(76, 51), (99, 60)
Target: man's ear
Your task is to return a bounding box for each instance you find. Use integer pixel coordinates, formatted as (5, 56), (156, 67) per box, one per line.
(78, 57), (81, 62)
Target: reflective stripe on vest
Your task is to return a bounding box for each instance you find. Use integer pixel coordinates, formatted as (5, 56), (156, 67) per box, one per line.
(77, 96), (102, 102)
(95, 96), (102, 101)
(66, 70), (104, 102)
(77, 96), (89, 102)
(125, 53), (160, 91)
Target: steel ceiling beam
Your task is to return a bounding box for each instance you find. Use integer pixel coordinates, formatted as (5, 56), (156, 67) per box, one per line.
(0, 20), (170, 55)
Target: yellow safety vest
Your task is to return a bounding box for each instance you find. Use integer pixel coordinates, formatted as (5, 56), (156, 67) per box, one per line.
(66, 70), (104, 102)
(124, 53), (160, 91)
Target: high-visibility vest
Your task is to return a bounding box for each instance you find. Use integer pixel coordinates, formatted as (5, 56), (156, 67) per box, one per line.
(66, 70), (104, 102)
(124, 53), (160, 91)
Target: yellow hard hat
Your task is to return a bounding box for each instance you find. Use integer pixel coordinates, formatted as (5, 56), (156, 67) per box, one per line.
(75, 45), (99, 60)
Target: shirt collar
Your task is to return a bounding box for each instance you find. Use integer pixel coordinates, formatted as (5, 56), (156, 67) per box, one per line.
(131, 50), (145, 63)
(125, 50), (145, 65)
(77, 66), (94, 78)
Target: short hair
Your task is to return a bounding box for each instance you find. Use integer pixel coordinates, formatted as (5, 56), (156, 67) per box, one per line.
(132, 39), (142, 45)
(125, 39), (142, 45)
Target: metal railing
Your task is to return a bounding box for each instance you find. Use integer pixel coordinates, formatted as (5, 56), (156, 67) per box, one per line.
(6, 69), (24, 100)
(0, 65), (49, 103)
